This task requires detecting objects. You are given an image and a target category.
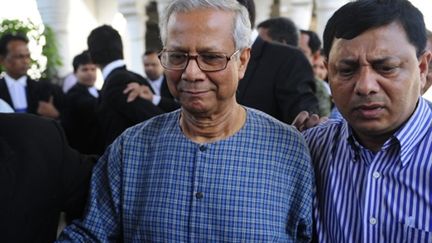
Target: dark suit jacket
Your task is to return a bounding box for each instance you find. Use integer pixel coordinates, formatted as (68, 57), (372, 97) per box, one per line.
(0, 113), (95, 243)
(237, 37), (319, 123)
(157, 76), (180, 112)
(0, 76), (64, 115)
(98, 66), (163, 147)
(62, 83), (102, 155)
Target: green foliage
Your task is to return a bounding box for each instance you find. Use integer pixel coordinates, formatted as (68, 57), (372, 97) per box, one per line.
(0, 19), (62, 80)
(41, 25), (62, 80)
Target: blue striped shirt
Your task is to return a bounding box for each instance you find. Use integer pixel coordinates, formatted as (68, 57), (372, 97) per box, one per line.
(303, 97), (432, 242)
(57, 108), (314, 242)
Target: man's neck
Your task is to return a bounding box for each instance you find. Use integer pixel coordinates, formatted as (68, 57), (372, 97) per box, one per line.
(180, 103), (246, 144)
(149, 75), (163, 83)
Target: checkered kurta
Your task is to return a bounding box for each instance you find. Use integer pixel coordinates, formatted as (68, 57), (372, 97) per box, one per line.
(57, 108), (314, 242)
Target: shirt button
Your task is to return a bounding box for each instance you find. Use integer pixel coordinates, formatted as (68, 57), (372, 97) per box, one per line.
(195, 192), (204, 199)
(369, 217), (377, 225)
(199, 145), (207, 152)
(373, 171), (381, 179)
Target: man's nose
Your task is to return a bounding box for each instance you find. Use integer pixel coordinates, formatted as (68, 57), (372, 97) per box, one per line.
(181, 56), (204, 82)
(354, 66), (380, 96)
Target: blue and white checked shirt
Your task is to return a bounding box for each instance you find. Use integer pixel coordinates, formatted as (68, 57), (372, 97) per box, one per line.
(304, 97), (432, 242)
(58, 108), (314, 242)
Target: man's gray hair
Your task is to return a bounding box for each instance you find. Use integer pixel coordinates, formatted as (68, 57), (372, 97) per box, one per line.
(160, 0), (252, 50)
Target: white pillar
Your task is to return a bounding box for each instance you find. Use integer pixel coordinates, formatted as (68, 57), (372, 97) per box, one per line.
(36, 0), (71, 79)
(315, 0), (348, 41)
(254, 0), (273, 28)
(280, 0), (313, 30)
(118, 0), (147, 75)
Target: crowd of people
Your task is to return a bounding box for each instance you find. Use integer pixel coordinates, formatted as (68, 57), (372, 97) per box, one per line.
(1, 0), (432, 242)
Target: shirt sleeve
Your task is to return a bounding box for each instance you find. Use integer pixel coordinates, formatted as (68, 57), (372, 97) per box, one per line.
(284, 132), (314, 242)
(57, 137), (124, 242)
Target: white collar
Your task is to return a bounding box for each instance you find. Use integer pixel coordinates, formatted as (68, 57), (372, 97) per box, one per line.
(4, 74), (27, 87)
(149, 75), (164, 84)
(102, 59), (126, 79)
(87, 86), (99, 98)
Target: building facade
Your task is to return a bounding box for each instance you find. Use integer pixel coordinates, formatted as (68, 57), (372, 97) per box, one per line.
(35, 0), (431, 80)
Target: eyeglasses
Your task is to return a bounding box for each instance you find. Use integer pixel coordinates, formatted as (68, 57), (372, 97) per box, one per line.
(158, 49), (240, 72)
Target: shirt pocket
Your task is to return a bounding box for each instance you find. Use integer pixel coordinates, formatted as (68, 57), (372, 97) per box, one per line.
(398, 220), (432, 243)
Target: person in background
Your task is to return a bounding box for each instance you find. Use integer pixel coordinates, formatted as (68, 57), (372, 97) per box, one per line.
(57, 0), (314, 241)
(236, 0), (319, 124)
(0, 33), (63, 119)
(62, 72), (78, 94)
(298, 0), (432, 241)
(257, 17), (299, 46)
(299, 30), (332, 117)
(0, 113), (96, 243)
(312, 49), (328, 83)
(124, 49), (179, 112)
(62, 50), (102, 155)
(86, 25), (163, 148)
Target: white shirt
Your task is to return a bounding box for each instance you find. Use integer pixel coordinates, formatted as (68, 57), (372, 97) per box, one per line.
(0, 98), (13, 113)
(148, 75), (164, 105)
(4, 74), (28, 111)
(102, 59), (126, 79)
(88, 86), (99, 98)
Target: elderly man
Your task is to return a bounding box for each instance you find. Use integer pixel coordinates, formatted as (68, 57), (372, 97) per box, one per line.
(57, 0), (313, 242)
(298, 0), (432, 242)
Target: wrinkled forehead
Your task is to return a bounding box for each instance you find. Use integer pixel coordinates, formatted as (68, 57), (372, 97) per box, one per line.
(165, 9), (236, 51)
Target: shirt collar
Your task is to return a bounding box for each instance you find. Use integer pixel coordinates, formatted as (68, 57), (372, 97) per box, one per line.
(343, 97), (432, 166)
(149, 75), (164, 84)
(102, 59), (126, 79)
(4, 74), (27, 87)
(87, 86), (99, 98)
(393, 97), (432, 166)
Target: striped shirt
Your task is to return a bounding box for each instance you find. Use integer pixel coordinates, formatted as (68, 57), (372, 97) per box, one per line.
(303, 97), (432, 242)
(57, 108), (314, 242)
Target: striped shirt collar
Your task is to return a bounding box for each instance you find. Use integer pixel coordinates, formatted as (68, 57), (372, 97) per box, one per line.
(341, 97), (432, 167)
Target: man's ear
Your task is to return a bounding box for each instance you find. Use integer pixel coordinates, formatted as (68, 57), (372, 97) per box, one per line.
(238, 47), (251, 80)
(419, 50), (432, 87)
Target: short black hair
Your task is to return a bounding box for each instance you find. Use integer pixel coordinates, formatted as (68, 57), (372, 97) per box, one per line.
(258, 17), (298, 46)
(87, 25), (123, 66)
(323, 0), (427, 58)
(300, 30), (321, 54)
(0, 33), (29, 57)
(236, 0), (256, 28)
(72, 50), (93, 72)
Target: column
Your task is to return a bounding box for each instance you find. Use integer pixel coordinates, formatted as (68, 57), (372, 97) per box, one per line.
(36, 0), (71, 79)
(254, 0), (273, 27)
(315, 0), (348, 40)
(118, 0), (148, 75)
(280, 0), (313, 30)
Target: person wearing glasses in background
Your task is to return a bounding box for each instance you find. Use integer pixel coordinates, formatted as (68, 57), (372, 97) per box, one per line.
(57, 0), (314, 242)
